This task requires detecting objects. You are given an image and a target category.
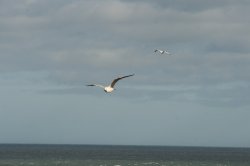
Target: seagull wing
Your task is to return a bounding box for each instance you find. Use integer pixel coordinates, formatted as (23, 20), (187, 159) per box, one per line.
(110, 74), (135, 88)
(164, 51), (171, 55)
(86, 84), (105, 89)
(165, 51), (172, 55)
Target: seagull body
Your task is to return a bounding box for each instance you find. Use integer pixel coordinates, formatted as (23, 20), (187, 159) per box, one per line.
(154, 49), (171, 55)
(87, 74), (134, 93)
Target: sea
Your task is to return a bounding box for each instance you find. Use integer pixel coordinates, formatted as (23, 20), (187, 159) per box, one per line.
(0, 144), (250, 166)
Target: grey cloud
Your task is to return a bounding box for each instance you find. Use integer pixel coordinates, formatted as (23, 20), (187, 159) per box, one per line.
(1, 0), (250, 107)
(121, 0), (250, 12)
(38, 80), (250, 108)
(195, 83), (250, 107)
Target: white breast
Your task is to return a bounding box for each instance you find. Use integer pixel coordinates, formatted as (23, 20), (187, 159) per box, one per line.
(104, 86), (114, 93)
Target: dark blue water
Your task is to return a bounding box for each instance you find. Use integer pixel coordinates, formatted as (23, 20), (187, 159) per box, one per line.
(0, 144), (250, 165)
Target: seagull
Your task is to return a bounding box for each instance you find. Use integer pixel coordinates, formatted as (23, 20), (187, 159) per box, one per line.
(154, 49), (171, 55)
(86, 74), (135, 93)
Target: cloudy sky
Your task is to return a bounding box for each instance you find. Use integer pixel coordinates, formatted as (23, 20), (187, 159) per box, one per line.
(0, 0), (250, 147)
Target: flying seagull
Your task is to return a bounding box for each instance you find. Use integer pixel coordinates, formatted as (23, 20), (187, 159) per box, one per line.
(154, 49), (171, 55)
(86, 74), (135, 93)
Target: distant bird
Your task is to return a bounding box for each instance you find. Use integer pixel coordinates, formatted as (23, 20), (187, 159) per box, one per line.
(86, 74), (135, 93)
(154, 49), (171, 55)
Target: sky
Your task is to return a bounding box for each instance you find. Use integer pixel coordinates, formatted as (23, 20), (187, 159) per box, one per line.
(0, 0), (250, 147)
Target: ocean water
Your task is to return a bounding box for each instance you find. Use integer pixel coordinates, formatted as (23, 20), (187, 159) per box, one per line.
(0, 144), (250, 166)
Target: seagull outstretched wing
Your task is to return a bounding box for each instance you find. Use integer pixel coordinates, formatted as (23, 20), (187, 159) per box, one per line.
(164, 51), (171, 55)
(110, 74), (135, 88)
(86, 84), (105, 89)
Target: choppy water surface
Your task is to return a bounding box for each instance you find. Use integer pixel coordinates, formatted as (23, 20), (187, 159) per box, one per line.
(0, 144), (250, 166)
